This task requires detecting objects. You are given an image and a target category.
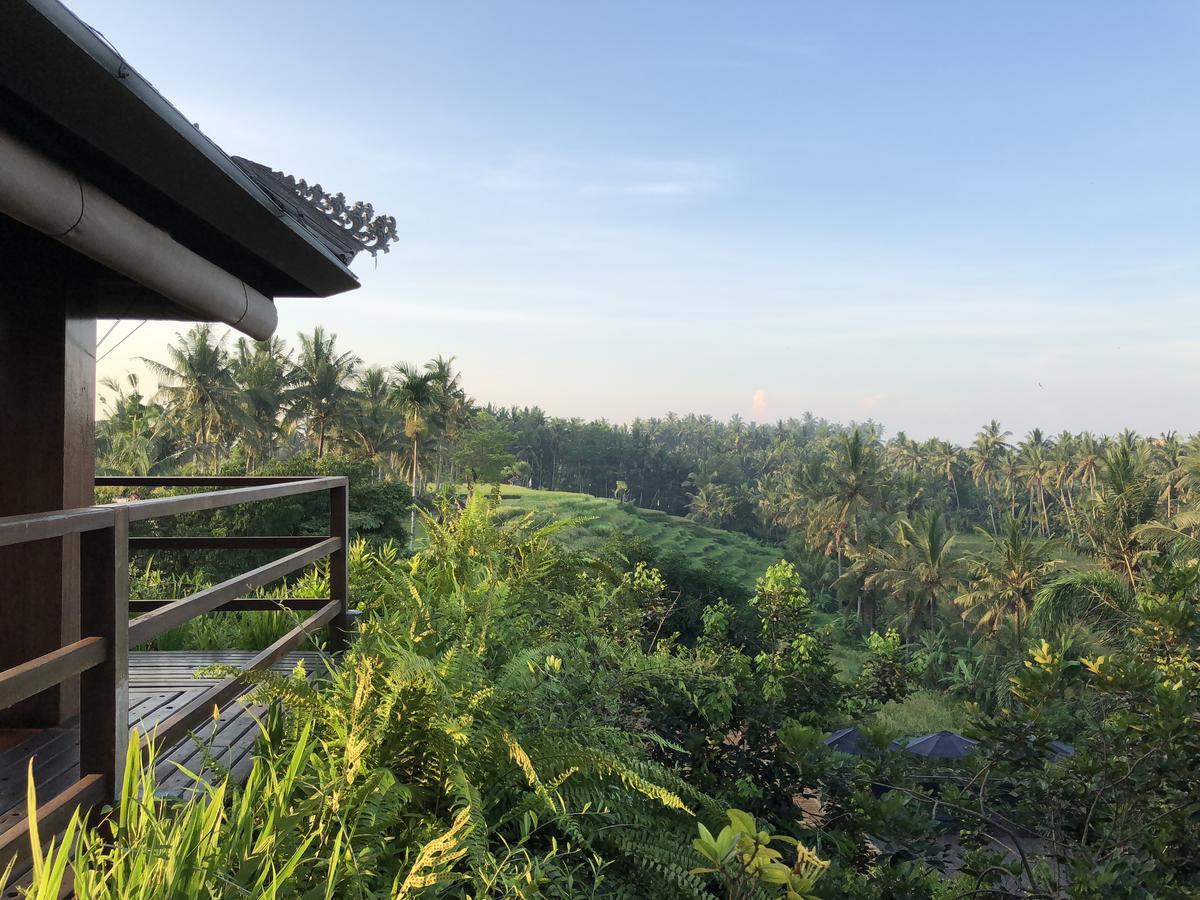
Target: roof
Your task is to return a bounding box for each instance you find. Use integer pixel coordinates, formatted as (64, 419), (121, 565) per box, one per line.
(0, 0), (374, 300)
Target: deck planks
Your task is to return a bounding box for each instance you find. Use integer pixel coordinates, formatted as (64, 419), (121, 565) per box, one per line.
(0, 650), (321, 898)
(0, 650), (320, 820)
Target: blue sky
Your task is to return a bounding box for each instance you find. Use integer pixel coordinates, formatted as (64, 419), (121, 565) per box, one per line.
(80, 0), (1200, 443)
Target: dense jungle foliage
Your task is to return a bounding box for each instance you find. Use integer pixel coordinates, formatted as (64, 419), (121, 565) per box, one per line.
(62, 326), (1200, 897)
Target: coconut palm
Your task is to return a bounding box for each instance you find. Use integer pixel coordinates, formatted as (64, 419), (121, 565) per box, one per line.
(930, 440), (963, 509)
(292, 328), (360, 457)
(230, 337), (297, 471)
(888, 432), (923, 475)
(815, 428), (883, 577)
(968, 420), (1011, 530)
(955, 516), (1064, 649)
(862, 509), (961, 638)
(96, 375), (178, 475)
(1017, 445), (1054, 536)
(140, 324), (245, 470)
(1076, 445), (1160, 585)
(346, 367), (405, 473)
(392, 362), (443, 546)
(1030, 569), (1137, 646)
(688, 483), (734, 527)
(424, 356), (469, 487)
(1072, 433), (1105, 496)
(1152, 432), (1185, 519)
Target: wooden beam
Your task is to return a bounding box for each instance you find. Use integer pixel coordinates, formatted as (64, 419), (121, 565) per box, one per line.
(96, 476), (329, 487)
(127, 538), (340, 647)
(128, 535), (327, 551)
(0, 506), (114, 549)
(245, 599), (339, 673)
(113, 477), (347, 523)
(0, 638), (106, 711)
(128, 598), (330, 613)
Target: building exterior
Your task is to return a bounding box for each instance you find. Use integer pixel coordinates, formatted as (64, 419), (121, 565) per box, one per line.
(0, 0), (393, 866)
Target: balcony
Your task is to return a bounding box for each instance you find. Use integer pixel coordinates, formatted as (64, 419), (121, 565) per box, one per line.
(0, 475), (350, 873)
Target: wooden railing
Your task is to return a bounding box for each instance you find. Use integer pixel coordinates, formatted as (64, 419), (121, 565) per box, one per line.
(0, 475), (350, 869)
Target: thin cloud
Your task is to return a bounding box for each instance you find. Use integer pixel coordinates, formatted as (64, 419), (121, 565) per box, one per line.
(474, 152), (733, 202)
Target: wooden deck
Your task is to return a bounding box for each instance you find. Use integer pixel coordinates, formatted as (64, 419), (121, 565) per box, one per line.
(0, 650), (321, 839)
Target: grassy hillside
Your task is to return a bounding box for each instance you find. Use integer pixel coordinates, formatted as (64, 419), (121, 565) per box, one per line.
(485, 485), (968, 736)
(491, 485), (783, 590)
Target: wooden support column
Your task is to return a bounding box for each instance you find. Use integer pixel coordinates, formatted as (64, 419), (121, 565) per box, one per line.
(0, 229), (97, 726)
(79, 512), (128, 803)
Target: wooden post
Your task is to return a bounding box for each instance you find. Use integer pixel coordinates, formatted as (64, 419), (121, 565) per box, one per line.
(0, 232), (96, 727)
(328, 482), (350, 651)
(79, 512), (129, 804)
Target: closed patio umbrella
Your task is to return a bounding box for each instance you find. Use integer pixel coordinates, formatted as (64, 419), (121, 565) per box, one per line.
(1047, 740), (1075, 759)
(824, 726), (867, 756)
(898, 731), (977, 759)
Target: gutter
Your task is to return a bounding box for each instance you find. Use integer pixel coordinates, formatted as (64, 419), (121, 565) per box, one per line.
(0, 128), (277, 339)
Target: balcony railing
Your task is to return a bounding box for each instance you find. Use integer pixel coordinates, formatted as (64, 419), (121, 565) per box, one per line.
(0, 475), (350, 870)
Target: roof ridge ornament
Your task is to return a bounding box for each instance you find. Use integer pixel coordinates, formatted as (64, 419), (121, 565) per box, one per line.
(276, 172), (398, 257)
(230, 157), (398, 265)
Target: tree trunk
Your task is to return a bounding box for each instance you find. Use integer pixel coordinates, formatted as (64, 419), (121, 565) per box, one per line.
(409, 436), (419, 551)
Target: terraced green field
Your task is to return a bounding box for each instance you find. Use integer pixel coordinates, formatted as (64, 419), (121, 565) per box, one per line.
(491, 485), (783, 590)
(488, 486), (969, 735)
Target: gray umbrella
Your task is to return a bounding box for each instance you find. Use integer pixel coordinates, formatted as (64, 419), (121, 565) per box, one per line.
(898, 731), (978, 759)
(824, 726), (867, 756)
(1047, 740), (1075, 759)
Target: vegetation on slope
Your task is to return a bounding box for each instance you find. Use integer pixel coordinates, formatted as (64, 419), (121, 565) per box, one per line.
(11, 492), (1200, 898)
(493, 485), (782, 590)
(78, 330), (1200, 896)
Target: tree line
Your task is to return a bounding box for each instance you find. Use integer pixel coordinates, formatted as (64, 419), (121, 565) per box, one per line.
(102, 326), (1200, 646)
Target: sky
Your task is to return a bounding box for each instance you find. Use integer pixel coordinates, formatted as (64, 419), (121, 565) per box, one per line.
(75, 0), (1200, 444)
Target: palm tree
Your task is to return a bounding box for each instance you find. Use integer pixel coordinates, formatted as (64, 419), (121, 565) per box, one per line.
(688, 483), (733, 527)
(888, 432), (923, 475)
(346, 367), (405, 473)
(1017, 445), (1054, 535)
(392, 362), (442, 546)
(96, 374), (177, 475)
(425, 356), (468, 487)
(968, 420), (1011, 529)
(931, 440), (963, 509)
(1071, 432), (1104, 498)
(1077, 445), (1160, 585)
(1152, 432), (1185, 519)
(816, 429), (883, 578)
(861, 509), (961, 639)
(1048, 441), (1077, 531)
(1031, 569), (1137, 646)
(955, 516), (1063, 649)
(292, 327), (359, 457)
(230, 337), (297, 471)
(141, 324), (244, 470)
